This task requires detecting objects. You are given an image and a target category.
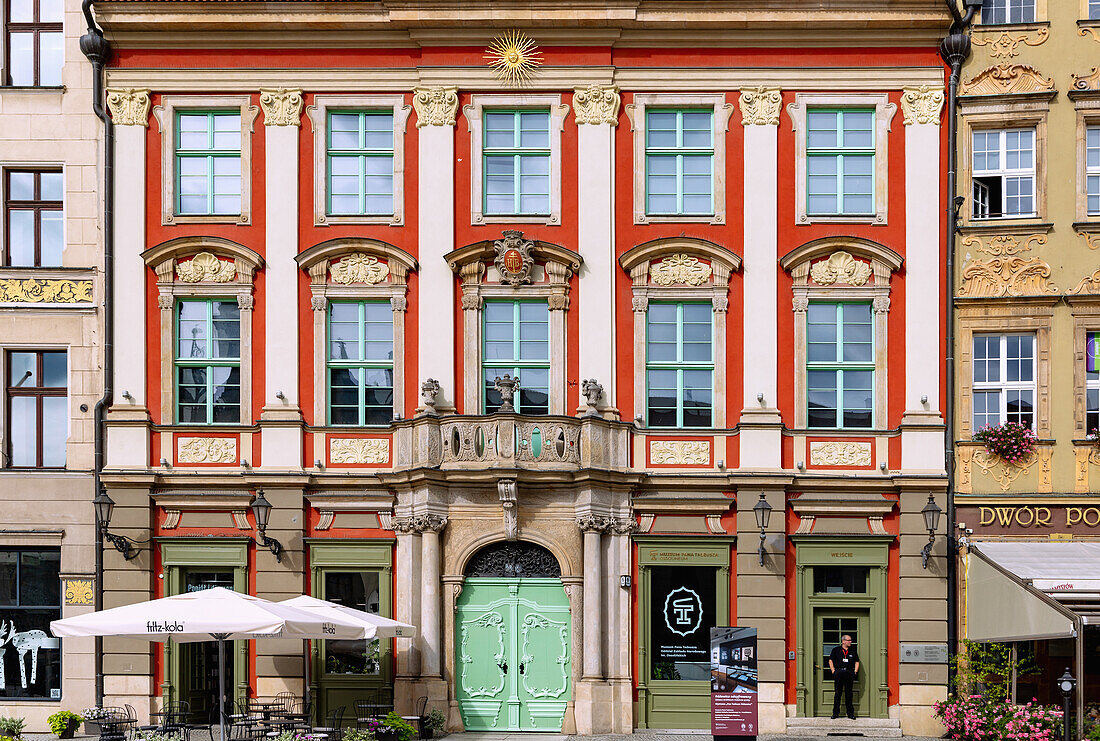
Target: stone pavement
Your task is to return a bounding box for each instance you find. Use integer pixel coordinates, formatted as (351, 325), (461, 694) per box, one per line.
(448, 733), (942, 741)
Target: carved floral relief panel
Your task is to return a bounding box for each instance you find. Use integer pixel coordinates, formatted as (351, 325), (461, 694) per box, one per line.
(329, 437), (391, 465)
(648, 439), (712, 467)
(808, 441), (873, 467)
(177, 436), (238, 464)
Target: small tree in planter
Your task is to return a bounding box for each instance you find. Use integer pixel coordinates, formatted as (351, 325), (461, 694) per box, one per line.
(46, 712), (82, 740)
(973, 421), (1038, 465)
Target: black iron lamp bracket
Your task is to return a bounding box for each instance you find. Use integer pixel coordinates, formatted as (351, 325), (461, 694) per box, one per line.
(255, 531), (284, 562)
(921, 533), (936, 569)
(103, 529), (148, 561)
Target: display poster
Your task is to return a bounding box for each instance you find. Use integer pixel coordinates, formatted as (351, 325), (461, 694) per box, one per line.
(710, 626), (758, 738)
(649, 566), (717, 681)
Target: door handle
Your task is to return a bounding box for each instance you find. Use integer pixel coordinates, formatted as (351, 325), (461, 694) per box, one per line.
(498, 661), (507, 674)
(519, 662), (525, 675)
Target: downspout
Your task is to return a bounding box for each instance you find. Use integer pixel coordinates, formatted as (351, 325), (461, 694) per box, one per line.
(939, 0), (976, 693)
(79, 0), (113, 707)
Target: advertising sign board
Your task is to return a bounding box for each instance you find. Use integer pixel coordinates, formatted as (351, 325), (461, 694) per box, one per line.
(710, 626), (758, 739)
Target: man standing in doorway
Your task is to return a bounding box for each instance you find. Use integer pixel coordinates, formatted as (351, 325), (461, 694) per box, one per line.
(829, 634), (859, 720)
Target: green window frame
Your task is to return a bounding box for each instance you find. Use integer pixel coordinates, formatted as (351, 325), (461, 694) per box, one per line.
(327, 301), (394, 426)
(327, 110), (395, 216)
(482, 300), (549, 415)
(483, 109), (551, 216)
(175, 111), (242, 216)
(806, 302), (874, 429)
(645, 109), (714, 216)
(646, 302), (713, 428)
(806, 108), (875, 216)
(175, 299), (241, 424)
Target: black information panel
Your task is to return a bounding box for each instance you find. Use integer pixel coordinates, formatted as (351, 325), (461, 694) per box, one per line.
(649, 565), (717, 682)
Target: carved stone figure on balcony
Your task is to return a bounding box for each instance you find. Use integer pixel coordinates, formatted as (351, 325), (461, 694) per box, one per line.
(419, 378), (441, 415)
(494, 374), (520, 412)
(581, 379), (603, 416)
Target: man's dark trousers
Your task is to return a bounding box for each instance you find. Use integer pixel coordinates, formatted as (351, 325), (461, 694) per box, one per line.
(833, 670), (854, 719)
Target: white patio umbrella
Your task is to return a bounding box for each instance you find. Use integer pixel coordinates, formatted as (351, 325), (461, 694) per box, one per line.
(51, 587), (370, 740)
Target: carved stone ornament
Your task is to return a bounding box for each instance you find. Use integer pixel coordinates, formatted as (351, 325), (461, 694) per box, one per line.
(649, 439), (710, 465)
(329, 253), (389, 285)
(1070, 268), (1100, 296)
(498, 479), (519, 541)
(809, 251), (873, 286)
(581, 379), (603, 416)
(791, 296), (809, 313)
(609, 517), (639, 534)
(972, 448), (1039, 492)
(1081, 231), (1100, 251)
(259, 88), (304, 127)
(391, 517), (417, 534)
(573, 85), (620, 126)
(631, 295), (649, 313)
(808, 441), (873, 467)
(494, 230), (536, 286)
(738, 87), (782, 126)
(177, 436), (237, 464)
(413, 514), (448, 533)
(0, 279), (93, 304)
(1083, 27), (1100, 44)
(1072, 67), (1100, 92)
(64, 580), (95, 606)
(106, 88), (151, 127)
(163, 509), (181, 529)
(958, 234), (1057, 297)
(413, 86), (459, 127)
(576, 514), (610, 533)
(900, 86), (945, 125)
(329, 437), (389, 464)
(494, 374), (520, 412)
(419, 378), (441, 415)
(649, 254), (713, 286)
(176, 252), (236, 283)
(310, 295), (328, 312)
(236, 292), (254, 310)
(390, 295), (407, 312)
(971, 27), (1049, 59)
(960, 63), (1055, 97)
(464, 541), (560, 578)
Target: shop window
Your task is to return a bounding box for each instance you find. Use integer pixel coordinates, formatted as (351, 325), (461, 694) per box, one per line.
(482, 300), (550, 415)
(3, 0), (62, 87)
(1088, 126), (1100, 216)
(323, 571), (382, 675)
(645, 109), (714, 216)
(813, 566), (869, 594)
(971, 128), (1036, 219)
(1087, 332), (1099, 435)
(176, 299), (241, 424)
(327, 111), (395, 217)
(4, 169), (62, 267)
(806, 109), (875, 216)
(6, 350), (66, 468)
(327, 301), (394, 426)
(807, 302), (874, 430)
(972, 333), (1036, 430)
(483, 110), (551, 216)
(981, 0), (1035, 24)
(646, 302), (713, 428)
(648, 565), (717, 682)
(175, 111), (242, 216)
(0, 549), (61, 699)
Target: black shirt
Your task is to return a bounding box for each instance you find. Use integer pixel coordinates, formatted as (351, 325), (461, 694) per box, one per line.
(829, 645), (859, 674)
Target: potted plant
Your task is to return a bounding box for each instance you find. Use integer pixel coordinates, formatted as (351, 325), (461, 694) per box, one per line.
(422, 708), (446, 739)
(0, 717), (25, 741)
(376, 712), (416, 741)
(47, 712), (83, 740)
(973, 421), (1037, 464)
(82, 707), (110, 735)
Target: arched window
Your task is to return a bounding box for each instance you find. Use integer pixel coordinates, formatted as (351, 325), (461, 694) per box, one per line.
(464, 541), (562, 578)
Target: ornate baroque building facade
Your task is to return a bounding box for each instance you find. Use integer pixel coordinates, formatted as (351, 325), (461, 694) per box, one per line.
(87, 1), (950, 736)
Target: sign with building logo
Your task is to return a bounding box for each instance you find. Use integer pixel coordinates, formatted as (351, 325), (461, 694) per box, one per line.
(710, 626), (758, 738)
(650, 566), (716, 679)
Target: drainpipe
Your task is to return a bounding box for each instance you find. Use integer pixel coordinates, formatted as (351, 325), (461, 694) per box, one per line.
(940, 0), (977, 693)
(79, 0), (113, 707)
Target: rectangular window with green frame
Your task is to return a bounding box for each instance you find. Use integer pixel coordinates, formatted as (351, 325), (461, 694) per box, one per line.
(176, 299), (241, 424)
(646, 303), (713, 428)
(807, 302), (873, 429)
(176, 111), (241, 216)
(645, 109), (714, 216)
(328, 301), (394, 426)
(483, 110), (550, 216)
(327, 110), (394, 216)
(806, 109), (874, 216)
(483, 301), (549, 414)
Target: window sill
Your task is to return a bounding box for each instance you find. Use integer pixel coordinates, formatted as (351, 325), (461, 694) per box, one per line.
(801, 214), (882, 225)
(975, 21), (1050, 32)
(636, 214), (724, 226)
(958, 220), (1054, 235)
(0, 85), (65, 94)
(473, 213), (559, 226)
(166, 214), (247, 225)
(318, 213), (401, 227)
(1073, 220), (1100, 234)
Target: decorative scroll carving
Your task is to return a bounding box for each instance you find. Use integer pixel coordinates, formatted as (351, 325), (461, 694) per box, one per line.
(177, 437), (237, 464)
(163, 509), (181, 529)
(971, 27), (1049, 59)
(649, 439), (710, 465)
(872, 295), (891, 314)
(738, 87), (782, 126)
(231, 511), (250, 529)
(973, 448), (1039, 492)
(638, 514), (655, 533)
(809, 251), (873, 286)
(1072, 67), (1100, 92)
(958, 234), (1057, 297)
(869, 516), (889, 536)
(809, 441), (872, 467)
(498, 479), (519, 541)
(106, 88), (151, 126)
(316, 511), (336, 531)
(573, 85), (620, 125)
(391, 517), (417, 534)
(0, 279), (93, 304)
(330, 438), (389, 464)
(958, 446), (974, 494)
(649, 254), (712, 286)
(705, 515), (725, 535)
(1076, 445), (1091, 494)
(900, 86), (944, 125)
(1080, 27), (1100, 44)
(378, 511), (394, 530)
(464, 541), (560, 578)
(413, 86), (459, 127)
(259, 88), (304, 126)
(494, 230), (535, 286)
(791, 296), (809, 313)
(576, 515), (610, 533)
(329, 253), (389, 285)
(1070, 268), (1100, 296)
(64, 580), (95, 606)
(960, 63), (1055, 97)
(176, 252), (236, 283)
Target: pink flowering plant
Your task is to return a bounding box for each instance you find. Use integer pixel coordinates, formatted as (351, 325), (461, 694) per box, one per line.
(973, 421), (1038, 464)
(933, 695), (1061, 741)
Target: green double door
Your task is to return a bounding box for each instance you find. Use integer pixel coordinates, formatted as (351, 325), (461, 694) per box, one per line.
(454, 578), (571, 732)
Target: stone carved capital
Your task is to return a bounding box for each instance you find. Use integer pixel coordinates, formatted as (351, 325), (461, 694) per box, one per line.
(106, 88), (151, 127)
(413, 514), (449, 533)
(608, 517), (639, 534)
(576, 514), (610, 533)
(390, 295), (408, 312)
(391, 516), (418, 534)
(236, 292), (254, 310)
(738, 87), (782, 126)
(259, 88), (304, 126)
(157, 292), (174, 311)
(573, 84), (621, 126)
(631, 294), (649, 313)
(413, 86), (459, 127)
(872, 295), (891, 314)
(311, 295), (328, 312)
(901, 86), (945, 126)
(791, 296), (809, 314)
(712, 296), (729, 314)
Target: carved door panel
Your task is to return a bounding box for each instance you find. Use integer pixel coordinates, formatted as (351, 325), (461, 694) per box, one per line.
(455, 581), (510, 731)
(516, 580), (571, 731)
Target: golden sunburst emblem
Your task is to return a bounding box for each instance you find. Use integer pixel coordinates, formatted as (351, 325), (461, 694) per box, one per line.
(485, 30), (542, 86)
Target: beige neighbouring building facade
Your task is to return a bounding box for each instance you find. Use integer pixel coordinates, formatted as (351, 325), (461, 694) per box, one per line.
(0, 0), (104, 729)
